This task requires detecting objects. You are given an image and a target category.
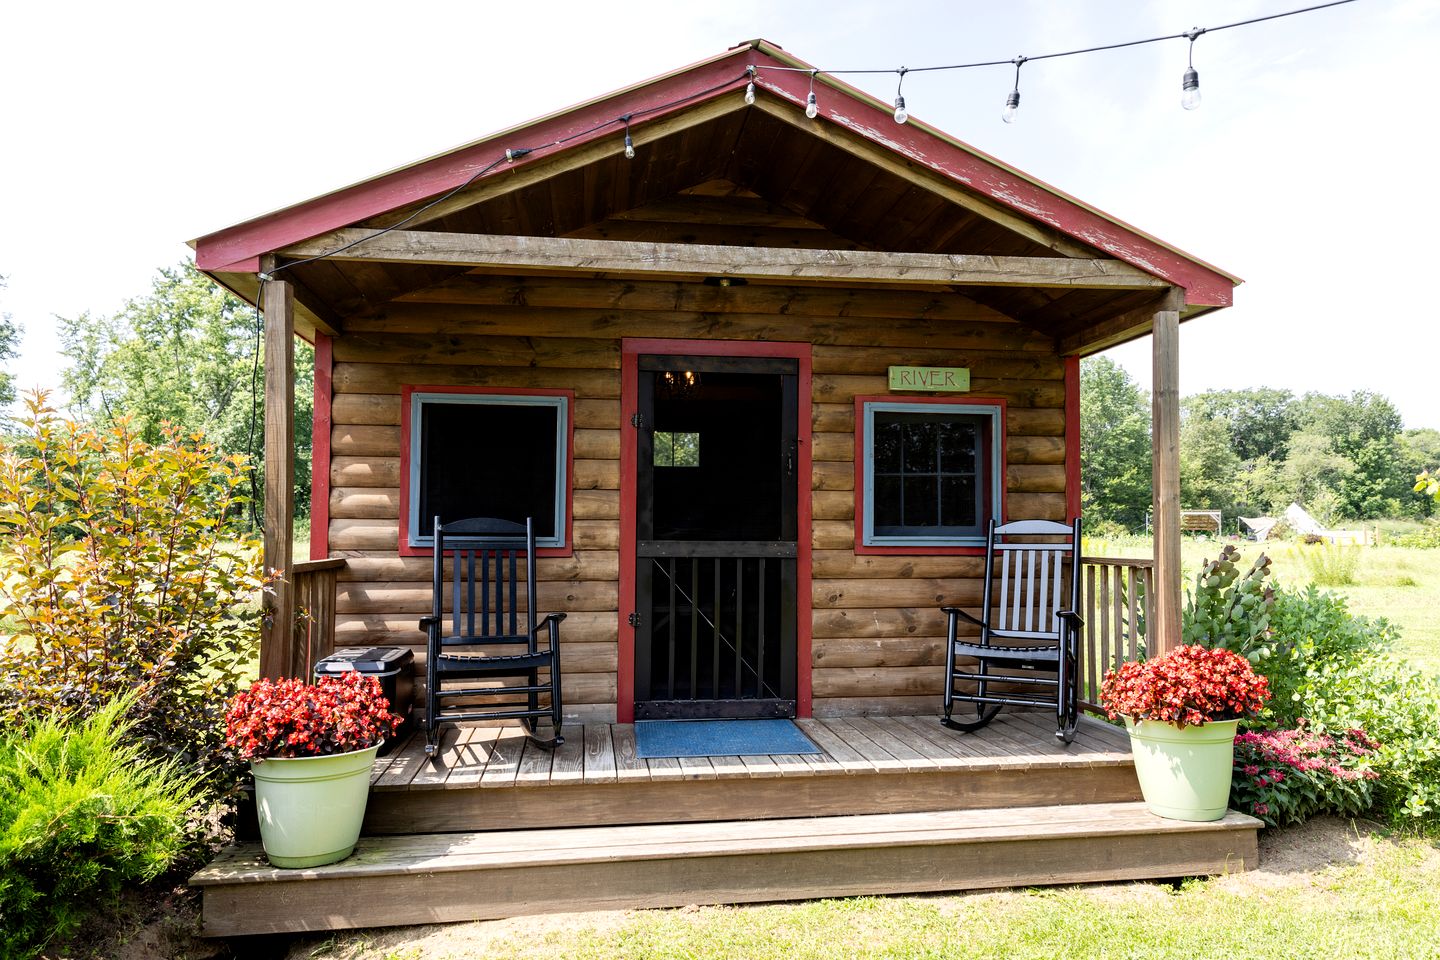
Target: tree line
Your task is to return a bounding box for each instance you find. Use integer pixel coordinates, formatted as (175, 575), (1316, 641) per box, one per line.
(1081, 356), (1440, 533)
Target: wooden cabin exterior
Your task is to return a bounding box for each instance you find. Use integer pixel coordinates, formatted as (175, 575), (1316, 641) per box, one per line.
(189, 40), (1251, 934)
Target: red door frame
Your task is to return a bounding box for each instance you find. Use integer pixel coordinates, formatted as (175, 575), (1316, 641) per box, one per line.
(618, 337), (814, 723)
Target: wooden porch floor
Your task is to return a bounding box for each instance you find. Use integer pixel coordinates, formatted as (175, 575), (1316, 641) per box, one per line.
(358, 711), (1141, 835)
(373, 712), (1133, 790)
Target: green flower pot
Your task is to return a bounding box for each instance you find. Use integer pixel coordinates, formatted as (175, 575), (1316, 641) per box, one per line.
(1124, 718), (1238, 822)
(251, 744), (379, 868)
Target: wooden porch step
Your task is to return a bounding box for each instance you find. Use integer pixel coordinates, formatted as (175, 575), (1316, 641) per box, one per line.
(193, 801), (1260, 937)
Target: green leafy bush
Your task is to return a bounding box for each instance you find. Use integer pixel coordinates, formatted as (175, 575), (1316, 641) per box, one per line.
(1387, 520), (1440, 549)
(1263, 585), (1398, 723)
(0, 392), (264, 788)
(1293, 654), (1440, 820)
(0, 700), (201, 959)
(1181, 545), (1276, 660)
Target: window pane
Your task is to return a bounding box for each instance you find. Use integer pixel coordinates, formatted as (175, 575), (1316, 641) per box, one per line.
(873, 475), (902, 529)
(938, 421), (977, 474)
(901, 419), (938, 474)
(873, 420), (902, 473)
(940, 476), (978, 528)
(418, 400), (561, 540)
(654, 432), (700, 468)
(903, 476), (938, 527)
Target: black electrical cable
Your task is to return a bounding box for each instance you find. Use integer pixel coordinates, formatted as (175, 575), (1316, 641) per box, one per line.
(758, 0), (1358, 78)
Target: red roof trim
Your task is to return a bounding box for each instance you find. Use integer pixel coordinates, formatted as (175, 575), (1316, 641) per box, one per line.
(193, 41), (1236, 308)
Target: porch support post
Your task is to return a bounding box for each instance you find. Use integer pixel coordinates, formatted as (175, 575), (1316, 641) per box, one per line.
(1150, 287), (1186, 656)
(259, 275), (296, 680)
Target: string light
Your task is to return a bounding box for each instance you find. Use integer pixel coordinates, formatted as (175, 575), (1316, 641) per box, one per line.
(1002, 57), (1025, 124)
(755, 0), (1355, 122)
(744, 65), (757, 105)
(622, 115), (635, 159)
(1181, 28), (1205, 110)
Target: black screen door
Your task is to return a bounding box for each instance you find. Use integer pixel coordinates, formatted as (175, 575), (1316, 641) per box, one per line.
(633, 355), (799, 719)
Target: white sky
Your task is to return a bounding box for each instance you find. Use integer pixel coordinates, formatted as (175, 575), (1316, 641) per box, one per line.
(2, 0), (1436, 428)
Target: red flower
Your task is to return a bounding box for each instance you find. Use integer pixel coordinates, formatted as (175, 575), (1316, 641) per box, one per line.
(1099, 645), (1270, 727)
(224, 672), (399, 760)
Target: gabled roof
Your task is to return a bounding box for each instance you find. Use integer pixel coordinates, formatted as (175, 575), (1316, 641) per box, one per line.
(192, 39), (1238, 347)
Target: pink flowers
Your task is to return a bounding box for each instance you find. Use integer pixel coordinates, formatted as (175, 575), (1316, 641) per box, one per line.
(1100, 645), (1271, 728)
(224, 672), (399, 760)
(1231, 725), (1380, 826)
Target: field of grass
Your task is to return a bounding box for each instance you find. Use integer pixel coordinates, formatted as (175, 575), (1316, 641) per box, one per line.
(1084, 536), (1440, 675)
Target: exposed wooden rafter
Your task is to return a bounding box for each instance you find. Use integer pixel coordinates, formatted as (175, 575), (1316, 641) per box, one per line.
(751, 100), (1096, 261)
(280, 229), (1168, 290)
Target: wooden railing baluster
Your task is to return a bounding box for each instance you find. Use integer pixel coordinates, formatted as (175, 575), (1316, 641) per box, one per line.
(290, 558), (346, 680)
(1077, 556), (1154, 715)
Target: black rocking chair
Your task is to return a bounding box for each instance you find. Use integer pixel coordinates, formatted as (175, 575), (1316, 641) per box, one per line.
(941, 517), (1084, 744)
(420, 516), (565, 758)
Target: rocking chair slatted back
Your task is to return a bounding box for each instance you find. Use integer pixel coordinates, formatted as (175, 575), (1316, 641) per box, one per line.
(434, 517), (535, 644)
(941, 516), (1084, 744)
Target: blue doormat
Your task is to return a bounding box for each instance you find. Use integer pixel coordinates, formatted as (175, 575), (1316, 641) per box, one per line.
(634, 719), (821, 758)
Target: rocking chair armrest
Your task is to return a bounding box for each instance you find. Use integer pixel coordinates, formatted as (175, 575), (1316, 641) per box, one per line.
(418, 614), (441, 632)
(941, 606), (988, 629)
(531, 612), (568, 633)
(1056, 609), (1085, 629)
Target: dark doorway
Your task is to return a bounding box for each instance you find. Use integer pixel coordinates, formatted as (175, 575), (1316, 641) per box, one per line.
(633, 355), (799, 719)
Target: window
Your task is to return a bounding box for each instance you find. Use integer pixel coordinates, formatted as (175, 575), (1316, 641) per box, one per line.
(653, 431), (700, 467)
(860, 400), (1004, 548)
(405, 391), (569, 549)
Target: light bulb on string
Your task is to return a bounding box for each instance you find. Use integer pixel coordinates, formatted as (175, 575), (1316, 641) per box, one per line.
(744, 65), (756, 105)
(1002, 56), (1026, 124)
(893, 67), (908, 124)
(805, 70), (819, 119)
(1181, 29), (1205, 110)
(622, 116), (635, 159)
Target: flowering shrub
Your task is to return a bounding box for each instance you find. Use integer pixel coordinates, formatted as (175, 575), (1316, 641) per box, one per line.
(1230, 726), (1379, 826)
(1101, 644), (1270, 727)
(225, 673), (398, 761)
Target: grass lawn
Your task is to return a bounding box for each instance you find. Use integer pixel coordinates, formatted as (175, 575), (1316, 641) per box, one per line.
(1084, 537), (1440, 675)
(279, 820), (1440, 960)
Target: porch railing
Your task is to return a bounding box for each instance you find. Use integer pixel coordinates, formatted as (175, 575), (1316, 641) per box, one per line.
(1078, 556), (1153, 714)
(288, 558), (346, 679)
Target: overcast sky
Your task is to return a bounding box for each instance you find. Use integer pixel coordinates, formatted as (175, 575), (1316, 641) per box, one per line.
(2, 0), (1435, 428)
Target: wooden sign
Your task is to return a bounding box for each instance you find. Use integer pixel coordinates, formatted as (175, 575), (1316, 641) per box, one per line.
(887, 366), (971, 392)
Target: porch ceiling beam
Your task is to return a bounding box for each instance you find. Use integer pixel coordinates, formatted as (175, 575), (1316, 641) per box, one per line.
(1055, 292), (1182, 357)
(279, 229), (1169, 291)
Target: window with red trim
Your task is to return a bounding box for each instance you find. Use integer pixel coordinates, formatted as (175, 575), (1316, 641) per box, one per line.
(405, 390), (570, 549)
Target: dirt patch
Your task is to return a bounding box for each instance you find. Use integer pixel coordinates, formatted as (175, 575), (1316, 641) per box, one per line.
(283, 910), (634, 960)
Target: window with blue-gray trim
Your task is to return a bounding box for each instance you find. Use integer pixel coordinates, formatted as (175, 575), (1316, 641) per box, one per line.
(861, 401), (1003, 548)
(407, 392), (568, 549)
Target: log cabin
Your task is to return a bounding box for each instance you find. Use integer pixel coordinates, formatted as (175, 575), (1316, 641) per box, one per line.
(188, 39), (1256, 935)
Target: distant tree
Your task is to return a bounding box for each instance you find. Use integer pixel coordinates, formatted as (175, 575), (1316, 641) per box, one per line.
(58, 262), (313, 521)
(1180, 416), (1241, 514)
(1079, 357), (1151, 530)
(1182, 388), (1295, 464)
(0, 276), (21, 408)
(1290, 392), (1409, 519)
